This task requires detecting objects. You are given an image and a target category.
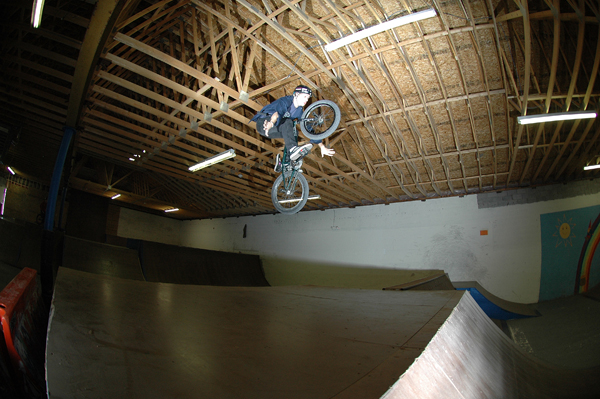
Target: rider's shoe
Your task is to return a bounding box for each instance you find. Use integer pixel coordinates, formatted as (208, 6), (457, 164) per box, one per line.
(274, 153), (282, 173)
(289, 144), (312, 161)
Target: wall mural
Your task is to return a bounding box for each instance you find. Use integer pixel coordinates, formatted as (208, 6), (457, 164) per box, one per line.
(540, 205), (600, 301)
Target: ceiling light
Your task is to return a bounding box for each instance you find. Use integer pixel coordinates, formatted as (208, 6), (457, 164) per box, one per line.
(324, 9), (437, 52)
(7, 167), (15, 175)
(277, 195), (321, 204)
(165, 208), (179, 212)
(517, 111), (597, 125)
(31, 0), (45, 28)
(189, 149), (235, 172)
(111, 194), (121, 199)
(1, 188), (6, 216)
(584, 164), (600, 171)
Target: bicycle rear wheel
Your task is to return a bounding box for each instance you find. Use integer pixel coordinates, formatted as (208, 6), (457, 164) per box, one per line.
(299, 100), (341, 141)
(271, 172), (309, 214)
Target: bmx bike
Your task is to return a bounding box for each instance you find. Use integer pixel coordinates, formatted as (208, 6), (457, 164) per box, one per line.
(271, 100), (341, 215)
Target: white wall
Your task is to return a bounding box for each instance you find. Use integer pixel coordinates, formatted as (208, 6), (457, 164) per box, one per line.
(179, 189), (600, 304)
(117, 207), (182, 245)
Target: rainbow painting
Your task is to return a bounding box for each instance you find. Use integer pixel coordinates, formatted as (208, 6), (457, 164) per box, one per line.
(574, 212), (600, 294)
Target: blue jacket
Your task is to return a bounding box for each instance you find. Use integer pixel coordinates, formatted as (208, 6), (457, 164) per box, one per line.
(251, 96), (321, 144)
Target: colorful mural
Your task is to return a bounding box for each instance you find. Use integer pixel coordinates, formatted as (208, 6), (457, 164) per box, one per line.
(575, 212), (600, 293)
(540, 205), (600, 301)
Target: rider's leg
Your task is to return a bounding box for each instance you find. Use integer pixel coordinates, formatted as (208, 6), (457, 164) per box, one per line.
(256, 118), (297, 150)
(278, 119), (312, 161)
(256, 118), (291, 171)
(275, 119), (297, 151)
(256, 118), (311, 161)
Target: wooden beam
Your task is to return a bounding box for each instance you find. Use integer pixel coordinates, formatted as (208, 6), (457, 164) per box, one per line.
(506, 0), (532, 187)
(532, 0), (586, 183)
(113, 32), (262, 109)
(67, 0), (125, 127)
(518, 0), (561, 185)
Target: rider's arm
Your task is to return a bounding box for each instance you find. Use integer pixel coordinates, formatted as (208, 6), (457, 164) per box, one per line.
(264, 112), (279, 135)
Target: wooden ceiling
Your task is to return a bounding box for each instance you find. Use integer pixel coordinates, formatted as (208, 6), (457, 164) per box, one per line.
(1, 0), (599, 219)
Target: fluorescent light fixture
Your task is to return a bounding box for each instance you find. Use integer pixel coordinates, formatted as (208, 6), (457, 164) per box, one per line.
(584, 164), (600, 171)
(278, 195), (321, 204)
(325, 8), (437, 51)
(31, 0), (46, 28)
(1, 188), (6, 216)
(165, 208), (179, 212)
(111, 194), (121, 199)
(7, 167), (15, 175)
(517, 110), (597, 125)
(189, 149), (235, 172)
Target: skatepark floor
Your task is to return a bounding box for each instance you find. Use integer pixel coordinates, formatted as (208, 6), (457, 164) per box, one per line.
(506, 288), (600, 369)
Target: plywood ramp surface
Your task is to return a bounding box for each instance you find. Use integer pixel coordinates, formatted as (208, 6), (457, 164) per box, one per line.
(46, 268), (460, 399)
(381, 292), (600, 399)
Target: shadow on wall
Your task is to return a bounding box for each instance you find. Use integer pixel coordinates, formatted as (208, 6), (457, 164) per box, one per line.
(261, 256), (445, 289)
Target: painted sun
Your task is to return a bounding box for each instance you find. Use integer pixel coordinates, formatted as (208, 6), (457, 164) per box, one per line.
(553, 214), (576, 247)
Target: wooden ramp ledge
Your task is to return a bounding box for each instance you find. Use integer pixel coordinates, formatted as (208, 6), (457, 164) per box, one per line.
(383, 271), (455, 291)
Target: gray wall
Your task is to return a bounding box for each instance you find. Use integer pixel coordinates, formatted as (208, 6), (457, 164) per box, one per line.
(117, 207), (182, 245)
(116, 180), (600, 305)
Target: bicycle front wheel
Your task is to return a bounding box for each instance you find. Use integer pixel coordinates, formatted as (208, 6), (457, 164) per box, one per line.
(271, 173), (309, 215)
(300, 100), (341, 141)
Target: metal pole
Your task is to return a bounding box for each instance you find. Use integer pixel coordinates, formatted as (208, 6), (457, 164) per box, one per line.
(44, 126), (74, 232)
(41, 126), (74, 307)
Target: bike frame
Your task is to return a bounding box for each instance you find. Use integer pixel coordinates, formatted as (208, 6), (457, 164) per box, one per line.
(280, 146), (301, 190)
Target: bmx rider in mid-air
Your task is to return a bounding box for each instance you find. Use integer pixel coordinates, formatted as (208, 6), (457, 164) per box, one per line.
(251, 85), (335, 172)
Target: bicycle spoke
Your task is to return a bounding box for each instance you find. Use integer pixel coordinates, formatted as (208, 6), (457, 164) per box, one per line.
(306, 106), (335, 135)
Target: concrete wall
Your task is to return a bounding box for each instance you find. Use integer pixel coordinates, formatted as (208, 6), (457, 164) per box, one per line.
(3, 178), (51, 225)
(117, 207), (182, 246)
(177, 180), (600, 304)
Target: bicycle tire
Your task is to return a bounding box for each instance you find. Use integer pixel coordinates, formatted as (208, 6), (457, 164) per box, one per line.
(299, 100), (341, 141)
(271, 172), (309, 214)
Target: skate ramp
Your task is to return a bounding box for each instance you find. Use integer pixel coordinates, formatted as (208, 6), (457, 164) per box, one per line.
(46, 268), (460, 399)
(46, 268), (600, 398)
(381, 291), (600, 399)
(453, 281), (539, 319)
(138, 241), (269, 286)
(0, 219), (42, 272)
(61, 237), (269, 287)
(62, 236), (145, 281)
(383, 271), (455, 291)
